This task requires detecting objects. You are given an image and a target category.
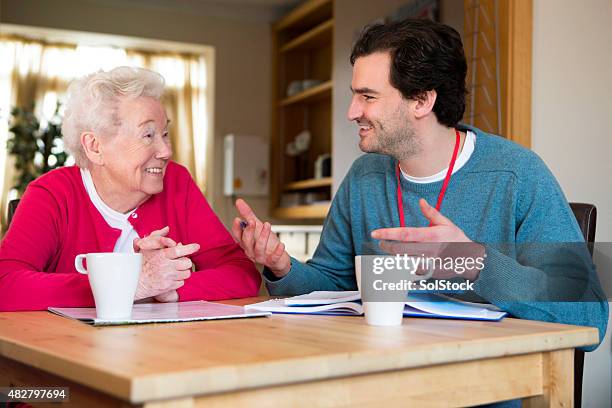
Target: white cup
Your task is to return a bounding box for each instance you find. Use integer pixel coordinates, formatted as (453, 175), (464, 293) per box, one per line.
(362, 302), (405, 326)
(355, 255), (405, 326)
(75, 253), (142, 320)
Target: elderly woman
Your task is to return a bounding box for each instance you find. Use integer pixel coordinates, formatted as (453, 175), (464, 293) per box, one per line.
(0, 66), (260, 311)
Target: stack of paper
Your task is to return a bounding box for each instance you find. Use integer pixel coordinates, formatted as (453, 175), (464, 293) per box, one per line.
(246, 291), (507, 321)
(49, 301), (271, 326)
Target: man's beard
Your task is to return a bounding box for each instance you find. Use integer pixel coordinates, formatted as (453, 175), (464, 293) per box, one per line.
(359, 118), (421, 161)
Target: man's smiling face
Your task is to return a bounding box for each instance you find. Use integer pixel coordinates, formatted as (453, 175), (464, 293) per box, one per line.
(347, 52), (419, 159)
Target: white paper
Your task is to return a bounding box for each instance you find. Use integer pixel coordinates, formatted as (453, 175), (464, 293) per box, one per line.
(284, 290), (361, 305)
(49, 301), (271, 326)
(247, 291), (507, 321)
(248, 298), (363, 315)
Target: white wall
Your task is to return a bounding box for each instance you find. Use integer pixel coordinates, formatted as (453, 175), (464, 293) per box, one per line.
(332, 0), (410, 191)
(0, 0), (272, 227)
(532, 1), (612, 406)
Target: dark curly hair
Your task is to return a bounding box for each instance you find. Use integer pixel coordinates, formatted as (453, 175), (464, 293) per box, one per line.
(350, 19), (467, 128)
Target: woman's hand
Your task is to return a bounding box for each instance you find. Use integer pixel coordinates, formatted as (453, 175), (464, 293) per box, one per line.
(153, 290), (179, 303)
(231, 199), (291, 278)
(133, 226), (200, 300)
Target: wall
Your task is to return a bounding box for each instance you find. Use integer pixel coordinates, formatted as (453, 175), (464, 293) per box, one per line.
(0, 0), (272, 226)
(532, 1), (612, 406)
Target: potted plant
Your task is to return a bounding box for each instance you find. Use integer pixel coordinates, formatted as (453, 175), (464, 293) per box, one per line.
(6, 103), (68, 195)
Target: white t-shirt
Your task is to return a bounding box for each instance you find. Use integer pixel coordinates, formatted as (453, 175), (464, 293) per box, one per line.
(80, 168), (140, 253)
(401, 130), (475, 183)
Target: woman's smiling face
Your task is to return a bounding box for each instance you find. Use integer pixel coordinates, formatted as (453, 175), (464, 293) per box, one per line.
(99, 96), (172, 202)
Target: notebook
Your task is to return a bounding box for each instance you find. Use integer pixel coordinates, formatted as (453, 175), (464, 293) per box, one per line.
(245, 291), (507, 321)
(284, 291), (362, 305)
(49, 301), (271, 326)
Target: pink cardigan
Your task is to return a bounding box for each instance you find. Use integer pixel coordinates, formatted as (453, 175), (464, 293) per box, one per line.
(0, 162), (261, 311)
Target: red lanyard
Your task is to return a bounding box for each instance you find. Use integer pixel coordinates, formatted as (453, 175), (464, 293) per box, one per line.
(396, 129), (461, 227)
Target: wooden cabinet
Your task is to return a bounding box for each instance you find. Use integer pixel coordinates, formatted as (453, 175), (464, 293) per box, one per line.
(463, 0), (532, 148)
(270, 0), (333, 220)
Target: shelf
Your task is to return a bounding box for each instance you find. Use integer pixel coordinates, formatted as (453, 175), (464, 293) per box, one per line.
(279, 80), (332, 107)
(280, 19), (334, 53)
(272, 225), (323, 233)
(273, 203), (331, 219)
(284, 177), (332, 191)
(272, 0), (334, 222)
(274, 0), (332, 31)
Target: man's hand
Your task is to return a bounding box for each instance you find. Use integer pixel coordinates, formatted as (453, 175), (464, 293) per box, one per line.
(372, 198), (470, 242)
(231, 199), (291, 278)
(371, 198), (485, 281)
(133, 226), (200, 300)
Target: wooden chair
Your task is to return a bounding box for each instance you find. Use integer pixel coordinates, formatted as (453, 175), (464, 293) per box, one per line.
(568, 202), (597, 408)
(7, 199), (20, 227)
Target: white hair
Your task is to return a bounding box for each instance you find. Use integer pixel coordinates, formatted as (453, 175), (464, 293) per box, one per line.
(62, 66), (165, 168)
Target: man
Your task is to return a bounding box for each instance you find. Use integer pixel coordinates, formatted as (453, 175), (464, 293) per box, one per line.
(232, 19), (607, 356)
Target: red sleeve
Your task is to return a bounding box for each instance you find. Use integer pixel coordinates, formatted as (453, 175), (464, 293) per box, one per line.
(176, 176), (261, 301)
(0, 184), (93, 311)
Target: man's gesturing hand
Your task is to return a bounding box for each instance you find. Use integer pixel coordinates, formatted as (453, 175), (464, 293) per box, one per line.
(372, 198), (471, 243)
(371, 199), (485, 281)
(231, 199), (291, 278)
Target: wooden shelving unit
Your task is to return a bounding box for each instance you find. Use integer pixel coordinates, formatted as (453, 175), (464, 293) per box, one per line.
(279, 19), (334, 53)
(279, 80), (332, 107)
(270, 0), (333, 221)
(284, 177), (332, 191)
(273, 203), (331, 219)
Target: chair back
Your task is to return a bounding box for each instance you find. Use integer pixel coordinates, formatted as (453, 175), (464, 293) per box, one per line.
(568, 202), (597, 408)
(7, 199), (20, 227)
(570, 202), (597, 255)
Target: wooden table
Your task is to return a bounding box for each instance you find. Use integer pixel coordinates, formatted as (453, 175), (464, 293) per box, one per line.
(0, 297), (598, 407)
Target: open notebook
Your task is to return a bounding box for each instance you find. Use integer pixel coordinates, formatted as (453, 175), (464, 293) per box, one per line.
(246, 291), (507, 321)
(49, 301), (271, 326)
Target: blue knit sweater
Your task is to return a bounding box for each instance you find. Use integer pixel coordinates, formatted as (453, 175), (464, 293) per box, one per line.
(265, 125), (608, 351)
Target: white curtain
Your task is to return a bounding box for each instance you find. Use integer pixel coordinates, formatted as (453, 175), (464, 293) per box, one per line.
(0, 36), (210, 232)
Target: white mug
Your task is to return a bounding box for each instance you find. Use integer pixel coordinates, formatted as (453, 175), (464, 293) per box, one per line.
(75, 253), (142, 320)
(355, 254), (434, 326)
(355, 255), (405, 326)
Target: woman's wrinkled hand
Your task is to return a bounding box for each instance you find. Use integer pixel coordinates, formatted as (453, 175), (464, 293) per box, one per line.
(153, 290), (179, 303)
(132, 226), (200, 300)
